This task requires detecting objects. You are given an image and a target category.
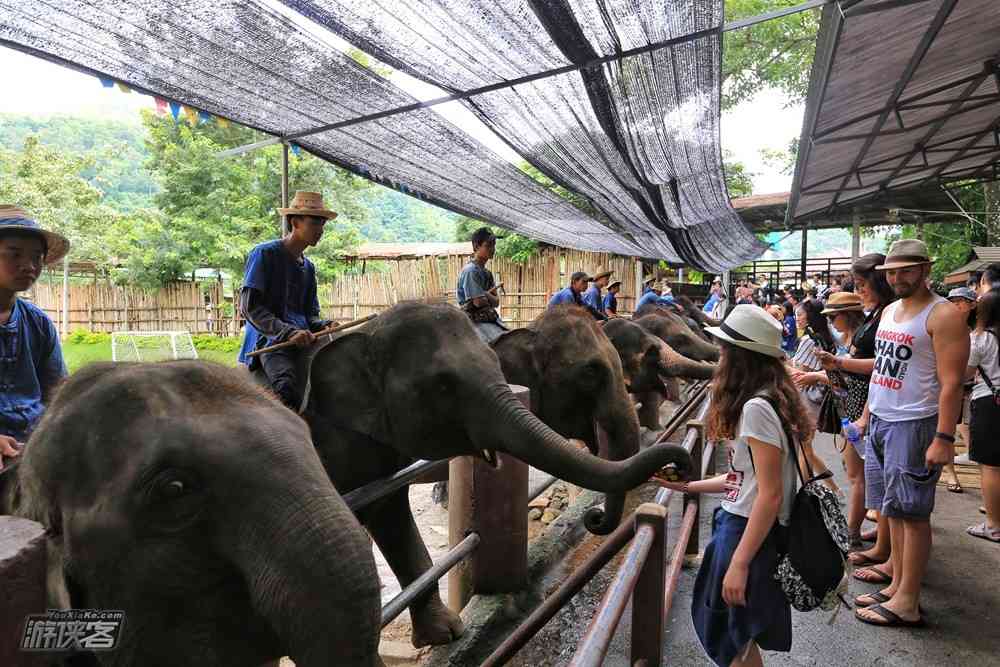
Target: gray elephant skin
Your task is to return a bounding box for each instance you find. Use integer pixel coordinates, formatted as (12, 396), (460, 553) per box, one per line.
(1, 361), (381, 667)
(490, 306), (709, 535)
(632, 309), (720, 363)
(306, 301), (693, 645)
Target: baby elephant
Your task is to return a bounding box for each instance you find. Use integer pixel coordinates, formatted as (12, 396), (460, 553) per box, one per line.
(1, 361), (382, 667)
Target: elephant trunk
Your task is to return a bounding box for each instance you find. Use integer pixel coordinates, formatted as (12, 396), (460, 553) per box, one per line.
(225, 484), (381, 667)
(583, 389), (641, 535)
(658, 344), (717, 380)
(482, 383), (692, 494)
(683, 334), (721, 362)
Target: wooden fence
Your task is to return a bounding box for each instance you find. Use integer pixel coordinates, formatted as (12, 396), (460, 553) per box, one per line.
(327, 248), (644, 329)
(27, 281), (234, 336)
(26, 248), (670, 337)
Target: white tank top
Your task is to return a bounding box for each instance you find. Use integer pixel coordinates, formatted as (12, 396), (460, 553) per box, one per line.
(868, 296), (946, 421)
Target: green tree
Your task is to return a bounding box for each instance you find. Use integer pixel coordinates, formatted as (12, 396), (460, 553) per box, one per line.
(141, 111), (366, 282)
(722, 0), (821, 109)
(723, 150), (755, 197)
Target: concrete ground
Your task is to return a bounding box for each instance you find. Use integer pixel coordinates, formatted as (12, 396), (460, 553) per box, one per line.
(511, 432), (1000, 666)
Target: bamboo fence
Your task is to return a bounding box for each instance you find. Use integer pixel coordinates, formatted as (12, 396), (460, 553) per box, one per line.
(26, 247), (670, 337)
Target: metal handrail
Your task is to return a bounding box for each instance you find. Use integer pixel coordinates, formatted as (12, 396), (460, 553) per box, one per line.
(343, 458), (449, 511)
(380, 532), (480, 628)
(480, 389), (712, 666)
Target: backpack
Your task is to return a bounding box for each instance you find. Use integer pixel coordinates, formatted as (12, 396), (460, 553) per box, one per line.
(760, 397), (851, 613)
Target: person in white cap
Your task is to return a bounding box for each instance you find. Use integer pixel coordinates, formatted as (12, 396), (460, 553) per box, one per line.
(0, 205), (69, 471)
(238, 191), (337, 410)
(853, 239), (969, 628)
(655, 304), (808, 666)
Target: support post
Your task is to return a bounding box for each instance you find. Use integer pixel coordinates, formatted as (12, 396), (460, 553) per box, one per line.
(61, 254), (69, 337)
(280, 142), (290, 234)
(720, 270), (731, 315)
(851, 209), (861, 261)
(0, 517), (48, 667)
(448, 385), (530, 612)
(630, 503), (667, 667)
(685, 420), (705, 558)
(800, 222), (808, 285)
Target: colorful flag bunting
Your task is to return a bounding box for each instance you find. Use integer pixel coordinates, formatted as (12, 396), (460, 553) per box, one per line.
(182, 106), (200, 125)
(216, 117), (230, 128)
(154, 98), (169, 116)
(116, 82), (131, 94)
(169, 101), (181, 121)
(290, 144), (301, 157)
(99, 77), (115, 88)
(198, 111), (212, 124)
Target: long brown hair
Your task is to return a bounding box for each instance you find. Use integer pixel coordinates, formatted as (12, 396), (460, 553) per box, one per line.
(706, 342), (815, 444)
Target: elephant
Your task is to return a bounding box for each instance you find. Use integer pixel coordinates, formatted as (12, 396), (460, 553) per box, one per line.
(0, 361), (382, 667)
(602, 317), (716, 430)
(633, 310), (720, 363)
(304, 301), (694, 642)
(489, 305), (709, 535)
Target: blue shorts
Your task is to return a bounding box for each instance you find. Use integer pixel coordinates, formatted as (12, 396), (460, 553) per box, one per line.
(865, 414), (940, 520)
(691, 509), (791, 666)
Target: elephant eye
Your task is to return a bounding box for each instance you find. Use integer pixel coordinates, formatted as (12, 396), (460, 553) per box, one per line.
(162, 480), (186, 497)
(150, 470), (197, 502)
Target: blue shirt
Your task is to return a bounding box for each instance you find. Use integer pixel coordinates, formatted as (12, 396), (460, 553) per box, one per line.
(636, 291), (662, 310)
(238, 240), (322, 365)
(603, 291), (618, 314)
(582, 284), (605, 315)
(703, 293), (720, 313)
(0, 299), (66, 441)
(781, 315), (798, 353)
(456, 261), (495, 305)
(548, 286), (584, 308)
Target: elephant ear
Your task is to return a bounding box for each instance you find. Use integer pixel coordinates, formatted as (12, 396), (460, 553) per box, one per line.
(309, 331), (385, 439)
(490, 328), (539, 389)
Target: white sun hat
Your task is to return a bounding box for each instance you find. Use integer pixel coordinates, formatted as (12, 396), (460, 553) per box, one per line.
(704, 304), (785, 358)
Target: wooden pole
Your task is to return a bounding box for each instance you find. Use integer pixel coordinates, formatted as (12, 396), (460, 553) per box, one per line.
(61, 255), (69, 337)
(851, 208), (861, 261)
(246, 313), (376, 358)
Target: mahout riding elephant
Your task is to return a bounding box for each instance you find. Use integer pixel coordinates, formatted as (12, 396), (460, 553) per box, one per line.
(306, 301), (693, 644)
(633, 309), (720, 363)
(0, 361), (381, 667)
(602, 317), (716, 430)
(490, 306), (707, 535)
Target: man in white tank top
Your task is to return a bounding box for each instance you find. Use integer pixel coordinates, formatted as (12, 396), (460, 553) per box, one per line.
(855, 239), (970, 628)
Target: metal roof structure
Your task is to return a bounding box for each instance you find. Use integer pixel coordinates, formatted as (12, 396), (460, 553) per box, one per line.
(788, 0), (1000, 223)
(0, 0), (794, 271)
(945, 246), (1000, 284)
(342, 242), (473, 260)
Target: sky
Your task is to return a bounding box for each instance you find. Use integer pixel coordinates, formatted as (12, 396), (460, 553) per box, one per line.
(0, 43), (801, 196)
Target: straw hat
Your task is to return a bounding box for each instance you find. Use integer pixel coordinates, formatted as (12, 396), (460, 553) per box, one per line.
(0, 205), (70, 265)
(876, 239), (932, 270)
(643, 275), (656, 286)
(820, 291), (864, 315)
(607, 279), (622, 289)
(705, 304), (785, 358)
(592, 266), (613, 281)
(277, 191), (339, 219)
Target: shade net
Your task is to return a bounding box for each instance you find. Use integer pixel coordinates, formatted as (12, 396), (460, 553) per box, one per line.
(0, 0), (766, 269)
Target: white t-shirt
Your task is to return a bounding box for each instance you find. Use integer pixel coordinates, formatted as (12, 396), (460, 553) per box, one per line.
(968, 330), (1000, 402)
(720, 398), (798, 526)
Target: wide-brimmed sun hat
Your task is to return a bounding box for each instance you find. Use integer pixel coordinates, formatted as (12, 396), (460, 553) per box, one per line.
(947, 286), (977, 302)
(643, 275), (656, 286)
(0, 205), (70, 265)
(608, 279), (622, 289)
(705, 304), (785, 358)
(277, 191), (339, 220)
(592, 266), (613, 281)
(876, 239), (933, 271)
(821, 291), (864, 315)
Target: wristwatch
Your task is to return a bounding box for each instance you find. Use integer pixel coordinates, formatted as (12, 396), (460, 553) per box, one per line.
(934, 432), (956, 444)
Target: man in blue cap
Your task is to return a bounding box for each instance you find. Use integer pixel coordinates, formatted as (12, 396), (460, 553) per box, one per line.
(238, 191), (336, 410)
(0, 205), (69, 470)
(549, 271), (607, 320)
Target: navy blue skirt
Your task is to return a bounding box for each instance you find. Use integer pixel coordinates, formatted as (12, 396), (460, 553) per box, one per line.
(691, 508), (791, 666)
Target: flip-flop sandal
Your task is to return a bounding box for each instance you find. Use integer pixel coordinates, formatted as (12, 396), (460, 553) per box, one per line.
(848, 552), (886, 567)
(967, 522), (1000, 543)
(853, 567), (892, 584)
(854, 591), (891, 608)
(947, 482), (964, 493)
(855, 604), (925, 628)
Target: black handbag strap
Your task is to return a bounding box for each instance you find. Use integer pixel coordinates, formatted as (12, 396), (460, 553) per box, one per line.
(978, 330), (1000, 392)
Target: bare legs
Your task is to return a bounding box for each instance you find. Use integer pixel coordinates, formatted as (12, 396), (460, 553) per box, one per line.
(843, 445), (866, 539)
(731, 642), (763, 667)
(856, 517), (930, 623)
(980, 464), (1000, 529)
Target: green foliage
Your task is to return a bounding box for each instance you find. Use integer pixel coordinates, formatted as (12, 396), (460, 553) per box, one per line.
(723, 151), (755, 197)
(67, 329), (111, 345)
(359, 192), (457, 242)
(453, 217), (539, 262)
(722, 0), (820, 109)
(190, 334), (241, 352)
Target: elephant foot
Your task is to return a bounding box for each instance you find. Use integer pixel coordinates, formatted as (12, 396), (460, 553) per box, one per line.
(410, 598), (464, 647)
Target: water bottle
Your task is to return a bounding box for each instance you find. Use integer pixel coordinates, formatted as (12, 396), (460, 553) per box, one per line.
(841, 417), (861, 449)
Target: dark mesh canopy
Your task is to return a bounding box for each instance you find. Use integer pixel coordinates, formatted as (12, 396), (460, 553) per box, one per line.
(0, 0), (766, 269)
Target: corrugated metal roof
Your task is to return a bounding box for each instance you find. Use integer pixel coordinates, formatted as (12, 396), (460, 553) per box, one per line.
(788, 0), (999, 223)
